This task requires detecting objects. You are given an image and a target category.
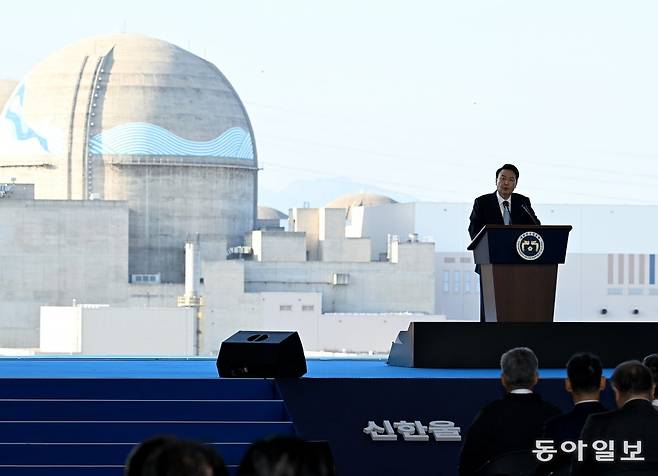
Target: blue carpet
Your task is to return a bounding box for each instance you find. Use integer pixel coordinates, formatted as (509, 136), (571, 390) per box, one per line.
(0, 357), (609, 379)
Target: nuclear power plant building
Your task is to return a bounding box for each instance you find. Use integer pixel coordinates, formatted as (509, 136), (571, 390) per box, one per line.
(0, 34), (441, 355)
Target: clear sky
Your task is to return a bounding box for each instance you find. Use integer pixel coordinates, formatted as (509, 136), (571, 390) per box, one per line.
(2, 0), (658, 206)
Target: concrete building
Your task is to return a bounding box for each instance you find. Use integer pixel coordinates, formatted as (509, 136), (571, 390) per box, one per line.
(0, 79), (17, 109)
(125, 208), (440, 355)
(40, 306), (195, 355)
(0, 196), (129, 347)
(0, 34), (257, 283)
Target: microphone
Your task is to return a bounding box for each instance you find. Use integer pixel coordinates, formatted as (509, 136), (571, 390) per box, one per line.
(521, 203), (540, 226)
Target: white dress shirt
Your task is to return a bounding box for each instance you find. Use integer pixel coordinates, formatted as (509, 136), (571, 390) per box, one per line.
(510, 388), (533, 394)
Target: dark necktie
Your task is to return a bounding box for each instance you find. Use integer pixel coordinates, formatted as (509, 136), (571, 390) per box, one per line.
(503, 201), (511, 225)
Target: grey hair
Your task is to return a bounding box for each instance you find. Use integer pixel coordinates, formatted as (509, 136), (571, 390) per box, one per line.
(500, 347), (539, 388)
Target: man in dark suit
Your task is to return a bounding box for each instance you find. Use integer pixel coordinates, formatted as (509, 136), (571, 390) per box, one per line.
(458, 347), (561, 476)
(468, 164), (540, 321)
(468, 163), (540, 240)
(572, 360), (658, 475)
(538, 352), (607, 475)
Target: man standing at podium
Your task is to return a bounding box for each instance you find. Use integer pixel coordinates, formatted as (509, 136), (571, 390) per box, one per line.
(469, 164), (541, 321)
(468, 164), (540, 239)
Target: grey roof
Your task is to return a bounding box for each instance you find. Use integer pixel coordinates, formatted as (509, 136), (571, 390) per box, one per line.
(325, 192), (398, 209)
(257, 205), (288, 220)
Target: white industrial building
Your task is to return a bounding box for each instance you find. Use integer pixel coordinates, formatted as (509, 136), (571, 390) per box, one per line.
(0, 34), (655, 357)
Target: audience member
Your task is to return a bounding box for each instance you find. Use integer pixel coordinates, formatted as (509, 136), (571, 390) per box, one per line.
(125, 436), (178, 476)
(141, 439), (228, 476)
(237, 436), (335, 476)
(458, 347), (561, 476)
(643, 353), (658, 410)
(538, 352), (607, 475)
(572, 360), (658, 475)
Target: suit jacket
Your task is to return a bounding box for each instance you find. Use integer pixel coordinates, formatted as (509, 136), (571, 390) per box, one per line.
(537, 401), (607, 475)
(458, 392), (562, 476)
(571, 399), (658, 475)
(468, 191), (540, 240)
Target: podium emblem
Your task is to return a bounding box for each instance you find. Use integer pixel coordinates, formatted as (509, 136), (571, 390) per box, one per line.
(516, 231), (544, 260)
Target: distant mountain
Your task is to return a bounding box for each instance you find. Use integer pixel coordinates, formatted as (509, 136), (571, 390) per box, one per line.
(258, 176), (418, 214)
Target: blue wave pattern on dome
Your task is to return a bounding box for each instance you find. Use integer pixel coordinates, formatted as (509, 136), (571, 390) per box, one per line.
(2, 84), (50, 152)
(88, 123), (254, 159)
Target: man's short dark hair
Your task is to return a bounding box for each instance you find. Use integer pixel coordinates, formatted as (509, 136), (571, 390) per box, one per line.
(642, 354), (658, 398)
(142, 440), (227, 476)
(500, 347), (538, 388)
(566, 352), (603, 393)
(124, 436), (177, 476)
(495, 164), (520, 181)
(611, 360), (654, 396)
(237, 436), (335, 476)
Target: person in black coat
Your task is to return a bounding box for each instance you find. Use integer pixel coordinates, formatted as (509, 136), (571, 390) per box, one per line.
(468, 164), (541, 321)
(468, 164), (540, 240)
(572, 360), (658, 475)
(458, 347), (561, 476)
(538, 352), (608, 475)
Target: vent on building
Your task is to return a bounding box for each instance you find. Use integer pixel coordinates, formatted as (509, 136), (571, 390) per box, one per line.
(227, 245), (253, 259)
(279, 305), (293, 311)
(333, 273), (350, 285)
(131, 273), (161, 283)
(302, 305), (315, 311)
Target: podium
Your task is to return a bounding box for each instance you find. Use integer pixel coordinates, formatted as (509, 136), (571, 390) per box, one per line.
(467, 225), (572, 323)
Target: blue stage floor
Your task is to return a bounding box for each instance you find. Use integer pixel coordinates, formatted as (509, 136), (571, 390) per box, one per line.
(0, 357), (584, 379)
(0, 356), (616, 476)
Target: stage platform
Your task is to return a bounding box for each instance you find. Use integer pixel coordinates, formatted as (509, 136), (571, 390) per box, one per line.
(0, 357), (618, 476)
(0, 356), (574, 379)
(388, 321), (658, 368)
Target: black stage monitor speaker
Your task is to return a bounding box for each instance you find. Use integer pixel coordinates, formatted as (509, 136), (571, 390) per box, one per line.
(217, 331), (307, 378)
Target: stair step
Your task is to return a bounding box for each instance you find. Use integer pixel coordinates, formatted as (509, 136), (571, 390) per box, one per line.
(0, 421), (295, 443)
(0, 376), (290, 476)
(0, 379), (277, 400)
(0, 400), (287, 421)
(0, 442), (250, 465)
(0, 466), (123, 476)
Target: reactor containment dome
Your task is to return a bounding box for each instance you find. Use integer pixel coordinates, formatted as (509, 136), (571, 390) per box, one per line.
(0, 34), (258, 282)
